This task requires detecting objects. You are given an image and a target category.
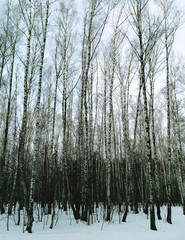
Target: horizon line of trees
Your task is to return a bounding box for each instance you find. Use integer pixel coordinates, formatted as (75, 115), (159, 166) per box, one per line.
(0, 0), (185, 233)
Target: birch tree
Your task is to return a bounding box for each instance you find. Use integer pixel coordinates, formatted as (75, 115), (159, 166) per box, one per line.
(17, 0), (37, 214)
(27, 0), (50, 233)
(78, 0), (109, 222)
(159, 0), (181, 224)
(127, 0), (162, 230)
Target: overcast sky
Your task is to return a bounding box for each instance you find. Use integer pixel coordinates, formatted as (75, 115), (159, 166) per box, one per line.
(0, 0), (185, 55)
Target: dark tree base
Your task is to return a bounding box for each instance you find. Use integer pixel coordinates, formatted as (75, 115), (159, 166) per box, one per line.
(183, 204), (185, 215)
(167, 217), (172, 224)
(150, 223), (157, 231)
(167, 205), (172, 224)
(0, 205), (5, 214)
(157, 204), (162, 220)
(150, 205), (157, 231)
(26, 225), (32, 233)
(144, 204), (148, 215)
(106, 205), (111, 222)
(122, 204), (128, 222)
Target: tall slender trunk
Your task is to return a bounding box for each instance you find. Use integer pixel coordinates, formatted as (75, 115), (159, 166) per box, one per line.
(137, 0), (157, 230)
(121, 57), (132, 222)
(8, 73), (18, 215)
(106, 29), (116, 221)
(18, 0), (35, 212)
(27, 1), (49, 233)
(171, 79), (185, 214)
(164, 8), (172, 224)
(149, 58), (162, 220)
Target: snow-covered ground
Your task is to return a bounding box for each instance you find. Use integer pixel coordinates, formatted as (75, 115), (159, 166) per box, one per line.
(0, 206), (184, 240)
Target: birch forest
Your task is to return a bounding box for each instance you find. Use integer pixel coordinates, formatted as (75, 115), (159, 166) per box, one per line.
(0, 0), (185, 233)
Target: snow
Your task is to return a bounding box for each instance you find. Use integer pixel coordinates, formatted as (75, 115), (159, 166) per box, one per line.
(0, 206), (185, 240)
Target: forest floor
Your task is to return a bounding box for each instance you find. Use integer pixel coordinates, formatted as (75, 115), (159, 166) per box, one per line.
(0, 206), (184, 240)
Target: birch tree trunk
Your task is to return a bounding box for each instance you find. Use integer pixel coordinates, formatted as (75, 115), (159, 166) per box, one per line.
(106, 26), (117, 222)
(17, 0), (37, 214)
(129, 0), (157, 230)
(159, 0), (181, 223)
(148, 55), (162, 220)
(171, 70), (185, 215)
(27, 0), (49, 233)
(120, 53), (133, 222)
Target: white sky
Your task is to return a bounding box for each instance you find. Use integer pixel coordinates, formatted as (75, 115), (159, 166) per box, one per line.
(174, 24), (185, 56)
(0, 0), (184, 56)
(172, 0), (185, 55)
